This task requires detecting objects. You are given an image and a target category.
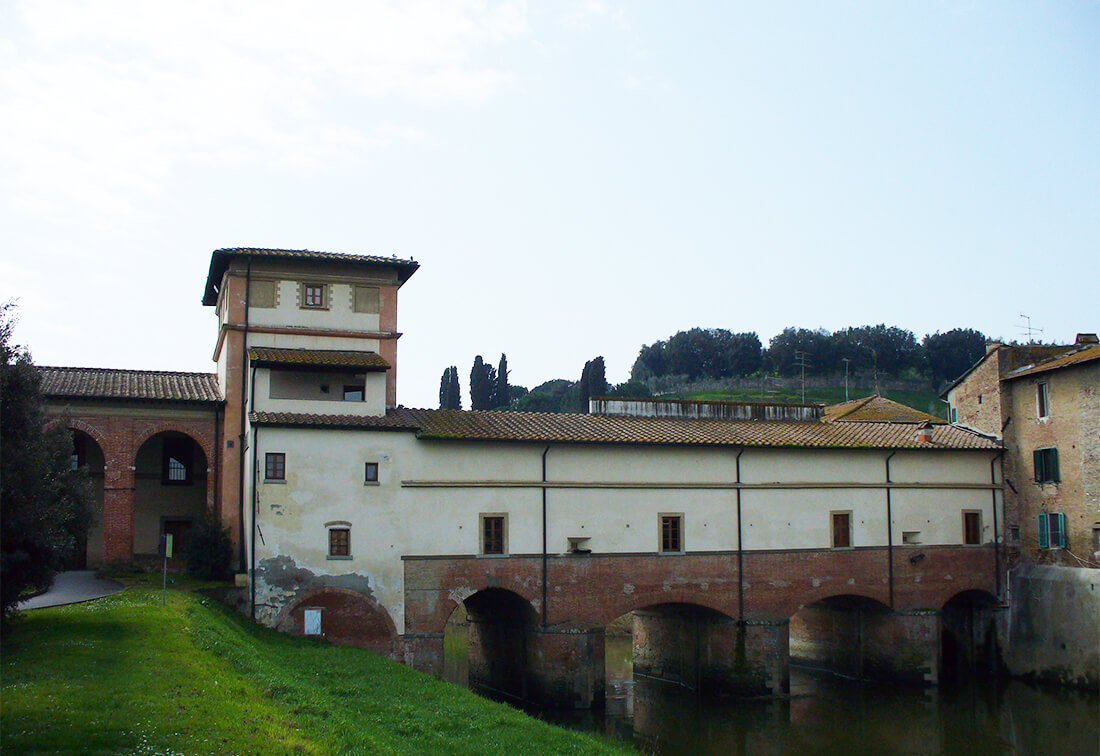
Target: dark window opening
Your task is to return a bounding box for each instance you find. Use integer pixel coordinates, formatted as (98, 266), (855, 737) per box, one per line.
(1037, 382), (1050, 418)
(963, 511), (981, 545)
(265, 452), (286, 481)
(329, 528), (350, 557)
(343, 384), (365, 401)
(661, 515), (682, 553)
(162, 438), (193, 485)
(482, 515), (505, 555)
(364, 462), (379, 483)
(832, 512), (852, 548)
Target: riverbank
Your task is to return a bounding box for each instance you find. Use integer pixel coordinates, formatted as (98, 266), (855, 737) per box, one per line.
(1, 582), (630, 755)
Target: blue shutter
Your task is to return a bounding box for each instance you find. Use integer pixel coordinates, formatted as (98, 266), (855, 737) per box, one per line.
(1055, 513), (1067, 548)
(1033, 449), (1042, 481)
(1051, 449), (1060, 483)
(1038, 513), (1049, 549)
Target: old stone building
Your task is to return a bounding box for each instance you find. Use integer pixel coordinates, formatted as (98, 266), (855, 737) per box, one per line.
(944, 337), (1100, 687)
(42, 247), (1025, 704)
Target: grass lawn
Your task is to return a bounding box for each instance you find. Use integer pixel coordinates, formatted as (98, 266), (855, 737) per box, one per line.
(1, 580), (631, 755)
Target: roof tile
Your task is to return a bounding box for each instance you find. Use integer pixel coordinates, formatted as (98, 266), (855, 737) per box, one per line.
(40, 367), (222, 403)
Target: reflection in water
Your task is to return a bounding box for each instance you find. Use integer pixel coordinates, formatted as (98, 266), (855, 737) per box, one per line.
(446, 627), (1099, 755)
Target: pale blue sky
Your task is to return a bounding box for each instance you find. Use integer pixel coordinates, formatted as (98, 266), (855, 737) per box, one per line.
(2, 1), (1096, 407)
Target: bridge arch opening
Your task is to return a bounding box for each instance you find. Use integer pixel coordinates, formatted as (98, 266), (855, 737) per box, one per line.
(69, 429), (105, 567)
(941, 590), (1002, 682)
(789, 594), (892, 680)
(133, 431), (208, 562)
(275, 588), (397, 656)
(443, 588), (538, 702)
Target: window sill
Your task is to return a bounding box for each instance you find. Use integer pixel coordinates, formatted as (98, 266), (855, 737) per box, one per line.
(264, 479), (286, 485)
(658, 550), (685, 556)
(327, 555), (353, 561)
(478, 553), (509, 558)
(363, 481), (380, 487)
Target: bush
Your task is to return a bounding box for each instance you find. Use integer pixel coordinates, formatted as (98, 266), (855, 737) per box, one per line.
(184, 515), (233, 580)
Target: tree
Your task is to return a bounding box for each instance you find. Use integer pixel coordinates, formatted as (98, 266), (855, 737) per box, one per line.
(438, 366), (461, 409)
(1, 303), (95, 622)
(923, 328), (987, 386)
(469, 356), (496, 411)
(578, 357), (608, 411)
(493, 354), (510, 409)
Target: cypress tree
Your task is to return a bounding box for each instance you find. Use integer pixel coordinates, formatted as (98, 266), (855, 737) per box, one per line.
(438, 366), (461, 409)
(470, 356), (494, 410)
(494, 353), (510, 409)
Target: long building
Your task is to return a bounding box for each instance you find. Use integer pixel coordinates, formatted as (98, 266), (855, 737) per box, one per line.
(43, 247), (1014, 704)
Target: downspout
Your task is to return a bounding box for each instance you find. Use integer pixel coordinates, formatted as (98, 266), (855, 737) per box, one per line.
(735, 446), (745, 622)
(991, 452), (1003, 598)
(249, 366), (258, 621)
(213, 407), (221, 517)
(237, 255), (252, 573)
(541, 445), (550, 628)
(885, 450), (897, 609)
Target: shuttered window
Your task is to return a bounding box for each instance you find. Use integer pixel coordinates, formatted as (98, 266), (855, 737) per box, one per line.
(1033, 448), (1059, 483)
(1038, 513), (1067, 549)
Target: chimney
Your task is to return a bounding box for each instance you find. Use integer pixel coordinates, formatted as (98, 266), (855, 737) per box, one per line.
(916, 421), (934, 444)
(1075, 333), (1098, 345)
(984, 341), (1003, 355)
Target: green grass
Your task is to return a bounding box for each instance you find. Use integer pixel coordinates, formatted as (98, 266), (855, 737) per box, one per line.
(675, 386), (947, 419)
(2, 583), (631, 755)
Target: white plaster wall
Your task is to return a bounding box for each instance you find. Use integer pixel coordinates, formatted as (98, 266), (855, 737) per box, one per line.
(741, 449), (885, 484)
(252, 368), (386, 416)
(890, 450), (995, 485)
(740, 488), (887, 550)
(249, 280), (382, 332)
(891, 488), (999, 546)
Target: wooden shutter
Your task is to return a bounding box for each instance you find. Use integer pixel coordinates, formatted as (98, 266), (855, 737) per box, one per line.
(1037, 513), (1049, 549)
(1050, 449), (1060, 483)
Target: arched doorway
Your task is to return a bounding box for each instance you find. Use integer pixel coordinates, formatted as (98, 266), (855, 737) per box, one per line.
(941, 590), (1001, 681)
(789, 594), (891, 679)
(69, 429), (105, 568)
(275, 588), (397, 656)
(132, 431), (208, 562)
(443, 588), (538, 702)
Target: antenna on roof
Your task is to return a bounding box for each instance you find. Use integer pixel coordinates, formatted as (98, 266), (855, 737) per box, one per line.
(1018, 313), (1044, 344)
(794, 351), (811, 403)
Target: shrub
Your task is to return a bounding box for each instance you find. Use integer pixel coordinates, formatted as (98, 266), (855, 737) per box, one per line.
(184, 514), (233, 580)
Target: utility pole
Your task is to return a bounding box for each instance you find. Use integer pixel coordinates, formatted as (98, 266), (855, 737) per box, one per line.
(841, 358), (851, 402)
(870, 348), (879, 395)
(794, 351), (811, 404)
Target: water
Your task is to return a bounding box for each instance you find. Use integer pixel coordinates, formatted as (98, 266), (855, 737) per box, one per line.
(447, 629), (1100, 755)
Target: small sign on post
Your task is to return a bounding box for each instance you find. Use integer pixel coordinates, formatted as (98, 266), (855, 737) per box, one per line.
(162, 533), (173, 605)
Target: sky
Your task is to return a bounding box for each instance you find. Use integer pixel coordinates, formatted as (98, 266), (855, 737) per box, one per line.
(2, 1), (1097, 408)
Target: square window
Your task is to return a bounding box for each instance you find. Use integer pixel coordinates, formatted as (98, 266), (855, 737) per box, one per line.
(302, 283), (326, 309)
(329, 528), (350, 557)
(1037, 382), (1050, 418)
(265, 452), (285, 481)
(660, 514), (683, 553)
(481, 514), (506, 555)
(902, 531), (921, 545)
(1033, 447), (1059, 483)
(344, 384), (365, 401)
(832, 512), (852, 548)
(963, 511), (982, 545)
(364, 462), (379, 483)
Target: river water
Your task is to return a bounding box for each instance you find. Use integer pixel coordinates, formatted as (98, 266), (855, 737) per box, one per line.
(447, 631), (1099, 755)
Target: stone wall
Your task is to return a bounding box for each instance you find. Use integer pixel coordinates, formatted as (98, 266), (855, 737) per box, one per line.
(997, 564), (1100, 690)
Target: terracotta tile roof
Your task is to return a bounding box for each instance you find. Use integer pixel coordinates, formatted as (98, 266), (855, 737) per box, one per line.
(822, 395), (945, 424)
(40, 367), (222, 403)
(248, 347), (389, 371)
(203, 247), (419, 305)
(250, 407), (1000, 451)
(1003, 344), (1100, 381)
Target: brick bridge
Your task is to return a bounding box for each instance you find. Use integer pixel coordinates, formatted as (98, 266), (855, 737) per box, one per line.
(401, 546), (1000, 708)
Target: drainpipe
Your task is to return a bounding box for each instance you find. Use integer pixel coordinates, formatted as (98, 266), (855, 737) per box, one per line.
(885, 451), (897, 609)
(735, 446), (745, 622)
(991, 452), (1003, 598)
(541, 445), (550, 628)
(237, 255), (252, 573)
(249, 366), (258, 621)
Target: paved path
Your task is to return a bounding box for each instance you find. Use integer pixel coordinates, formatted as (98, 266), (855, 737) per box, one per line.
(19, 570), (124, 610)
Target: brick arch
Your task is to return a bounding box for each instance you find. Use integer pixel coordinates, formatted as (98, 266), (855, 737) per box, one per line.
(785, 588), (892, 619)
(429, 585), (541, 635)
(597, 590), (736, 626)
(275, 586), (399, 657)
(939, 586), (1000, 610)
(131, 422), (216, 472)
(50, 417), (111, 456)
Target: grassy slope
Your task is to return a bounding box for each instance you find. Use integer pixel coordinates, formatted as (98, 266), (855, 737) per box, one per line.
(1, 586), (629, 756)
(676, 386), (947, 419)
